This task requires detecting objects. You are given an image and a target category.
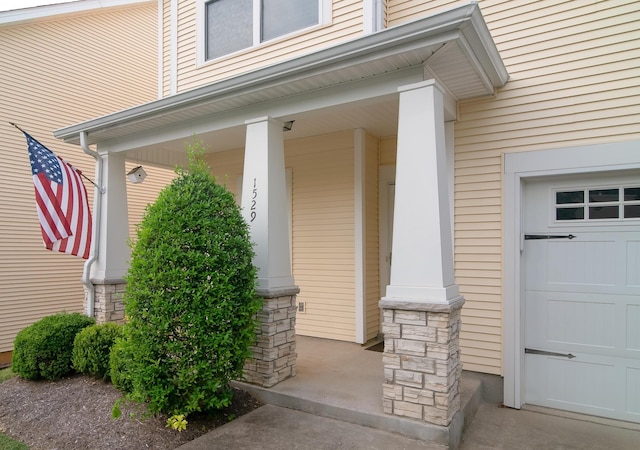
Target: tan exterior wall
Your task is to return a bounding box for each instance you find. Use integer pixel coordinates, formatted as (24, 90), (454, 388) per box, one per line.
(163, 0), (364, 94)
(0, 3), (170, 356)
(387, 0), (640, 375)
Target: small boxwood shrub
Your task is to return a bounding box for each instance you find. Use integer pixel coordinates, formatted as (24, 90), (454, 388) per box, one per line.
(72, 322), (123, 380)
(12, 312), (95, 380)
(112, 140), (261, 418)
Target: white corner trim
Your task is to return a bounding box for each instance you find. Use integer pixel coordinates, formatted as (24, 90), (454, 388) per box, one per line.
(157, 0), (163, 98)
(169, 0), (178, 95)
(502, 139), (640, 410)
(354, 128), (366, 344)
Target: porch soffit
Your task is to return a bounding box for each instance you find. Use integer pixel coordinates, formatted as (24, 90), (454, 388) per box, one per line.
(54, 3), (507, 154)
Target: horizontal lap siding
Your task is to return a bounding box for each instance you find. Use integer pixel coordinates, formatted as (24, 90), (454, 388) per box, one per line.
(287, 132), (356, 341)
(387, 0), (640, 375)
(126, 163), (177, 240)
(0, 4), (159, 354)
(172, 0), (363, 93)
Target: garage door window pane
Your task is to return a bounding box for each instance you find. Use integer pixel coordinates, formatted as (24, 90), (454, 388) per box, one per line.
(625, 188), (640, 201)
(557, 207), (584, 221)
(589, 206), (619, 219)
(556, 191), (584, 204)
(589, 188), (619, 203)
(625, 205), (640, 218)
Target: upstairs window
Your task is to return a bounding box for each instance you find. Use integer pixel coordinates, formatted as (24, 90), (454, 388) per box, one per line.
(206, 0), (323, 61)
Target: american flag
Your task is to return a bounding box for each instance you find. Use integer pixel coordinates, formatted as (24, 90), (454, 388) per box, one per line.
(23, 131), (92, 259)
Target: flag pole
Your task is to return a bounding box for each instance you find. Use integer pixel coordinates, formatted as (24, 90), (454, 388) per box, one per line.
(10, 122), (102, 192)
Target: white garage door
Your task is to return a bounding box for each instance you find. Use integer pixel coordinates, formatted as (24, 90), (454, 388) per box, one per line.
(524, 172), (640, 423)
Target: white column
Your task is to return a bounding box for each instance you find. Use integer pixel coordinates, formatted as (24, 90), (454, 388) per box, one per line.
(91, 151), (130, 281)
(242, 117), (295, 292)
(384, 80), (460, 304)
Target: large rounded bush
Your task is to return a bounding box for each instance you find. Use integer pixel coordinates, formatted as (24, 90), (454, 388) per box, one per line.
(72, 322), (123, 380)
(12, 312), (95, 380)
(113, 141), (260, 416)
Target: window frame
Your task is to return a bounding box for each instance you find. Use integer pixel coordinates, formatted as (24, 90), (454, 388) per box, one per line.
(197, 0), (332, 64)
(552, 184), (640, 224)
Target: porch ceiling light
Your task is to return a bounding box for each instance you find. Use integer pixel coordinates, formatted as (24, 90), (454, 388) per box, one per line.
(127, 165), (147, 184)
(283, 120), (295, 132)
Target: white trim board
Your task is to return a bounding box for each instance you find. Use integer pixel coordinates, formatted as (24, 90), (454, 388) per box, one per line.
(502, 139), (640, 409)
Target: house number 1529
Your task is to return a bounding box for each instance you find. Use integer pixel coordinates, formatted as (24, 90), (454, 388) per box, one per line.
(250, 178), (257, 222)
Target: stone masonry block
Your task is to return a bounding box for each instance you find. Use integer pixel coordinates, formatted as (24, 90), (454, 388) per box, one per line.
(381, 323), (401, 338)
(394, 310), (427, 325)
(400, 355), (435, 373)
(382, 383), (403, 400)
(382, 353), (401, 369)
(395, 370), (423, 388)
(403, 387), (435, 406)
(395, 339), (426, 356)
(393, 401), (423, 420)
(401, 324), (437, 342)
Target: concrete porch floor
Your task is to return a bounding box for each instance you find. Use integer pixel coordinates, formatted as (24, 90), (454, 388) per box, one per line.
(226, 335), (640, 450)
(234, 335), (481, 447)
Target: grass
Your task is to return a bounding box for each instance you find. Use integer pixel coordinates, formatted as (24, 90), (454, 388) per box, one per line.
(0, 367), (28, 449)
(0, 433), (29, 450)
(0, 367), (15, 383)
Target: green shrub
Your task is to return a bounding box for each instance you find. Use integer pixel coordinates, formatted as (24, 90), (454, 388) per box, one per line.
(12, 312), (95, 380)
(72, 322), (123, 380)
(112, 140), (261, 418)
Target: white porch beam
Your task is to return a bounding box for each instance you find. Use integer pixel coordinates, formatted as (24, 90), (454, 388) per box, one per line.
(242, 117), (295, 292)
(91, 150), (130, 281)
(384, 80), (460, 304)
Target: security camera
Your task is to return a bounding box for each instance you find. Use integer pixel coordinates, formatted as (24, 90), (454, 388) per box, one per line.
(127, 165), (147, 184)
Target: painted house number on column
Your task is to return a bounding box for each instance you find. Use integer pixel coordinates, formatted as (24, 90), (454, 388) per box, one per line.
(250, 178), (257, 222)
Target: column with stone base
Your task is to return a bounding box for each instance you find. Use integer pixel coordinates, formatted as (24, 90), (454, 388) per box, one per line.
(243, 287), (299, 387)
(380, 298), (463, 426)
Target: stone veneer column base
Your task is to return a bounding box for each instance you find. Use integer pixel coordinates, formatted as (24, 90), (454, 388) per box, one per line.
(379, 296), (464, 427)
(87, 278), (126, 324)
(243, 286), (299, 388)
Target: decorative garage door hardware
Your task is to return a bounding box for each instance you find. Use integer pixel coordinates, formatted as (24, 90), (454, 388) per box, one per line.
(525, 348), (576, 359)
(524, 234), (576, 240)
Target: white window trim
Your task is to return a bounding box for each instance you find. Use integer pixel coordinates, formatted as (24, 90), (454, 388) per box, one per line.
(363, 0), (384, 34)
(503, 139), (640, 411)
(196, 0), (332, 66)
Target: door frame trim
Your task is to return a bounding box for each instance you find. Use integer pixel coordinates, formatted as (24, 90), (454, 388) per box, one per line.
(503, 139), (640, 409)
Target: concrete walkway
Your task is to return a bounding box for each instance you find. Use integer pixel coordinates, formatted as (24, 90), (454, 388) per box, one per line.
(178, 336), (640, 449)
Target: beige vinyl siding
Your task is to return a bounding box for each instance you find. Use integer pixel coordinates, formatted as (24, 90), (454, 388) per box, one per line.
(126, 163), (177, 239)
(388, 0), (640, 375)
(169, 0), (364, 94)
(287, 132), (356, 341)
(365, 132), (380, 341)
(0, 3), (159, 355)
(206, 148), (245, 198)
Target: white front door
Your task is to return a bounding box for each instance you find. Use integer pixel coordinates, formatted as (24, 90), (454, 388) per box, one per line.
(523, 172), (640, 423)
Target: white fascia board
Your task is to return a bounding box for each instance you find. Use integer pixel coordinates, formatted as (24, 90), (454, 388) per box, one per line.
(0, 0), (153, 25)
(54, 2), (506, 145)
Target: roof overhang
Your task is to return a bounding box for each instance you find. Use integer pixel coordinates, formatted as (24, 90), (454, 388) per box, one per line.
(54, 2), (508, 157)
(0, 0), (153, 26)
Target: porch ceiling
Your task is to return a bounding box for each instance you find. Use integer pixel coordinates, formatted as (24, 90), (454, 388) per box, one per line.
(54, 3), (507, 165)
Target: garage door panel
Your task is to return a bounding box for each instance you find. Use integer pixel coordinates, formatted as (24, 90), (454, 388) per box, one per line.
(627, 367), (640, 416)
(628, 240), (640, 287)
(526, 291), (623, 353)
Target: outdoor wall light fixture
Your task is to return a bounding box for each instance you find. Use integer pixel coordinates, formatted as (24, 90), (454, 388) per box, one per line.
(127, 165), (147, 184)
(283, 120), (295, 132)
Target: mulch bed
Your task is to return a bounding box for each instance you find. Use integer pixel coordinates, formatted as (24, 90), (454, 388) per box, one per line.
(0, 374), (262, 450)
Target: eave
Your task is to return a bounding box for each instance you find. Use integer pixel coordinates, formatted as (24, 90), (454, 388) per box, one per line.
(54, 2), (508, 148)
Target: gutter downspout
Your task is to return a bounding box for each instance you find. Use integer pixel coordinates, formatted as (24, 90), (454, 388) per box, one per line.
(80, 131), (104, 318)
